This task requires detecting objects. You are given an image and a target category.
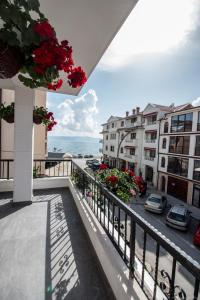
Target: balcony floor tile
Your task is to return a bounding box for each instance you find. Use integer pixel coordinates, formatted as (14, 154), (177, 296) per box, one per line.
(0, 188), (114, 300)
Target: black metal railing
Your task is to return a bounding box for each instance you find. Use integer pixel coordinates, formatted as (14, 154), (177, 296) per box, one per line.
(71, 161), (200, 300)
(0, 159), (14, 179)
(0, 159), (72, 179)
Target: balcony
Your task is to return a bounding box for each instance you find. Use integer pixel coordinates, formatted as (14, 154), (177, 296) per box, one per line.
(144, 156), (155, 161)
(0, 159), (200, 300)
(125, 122), (142, 131)
(145, 139), (156, 143)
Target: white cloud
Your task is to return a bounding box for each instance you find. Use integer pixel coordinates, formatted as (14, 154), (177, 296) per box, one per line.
(99, 0), (199, 70)
(192, 97), (200, 107)
(50, 89), (100, 137)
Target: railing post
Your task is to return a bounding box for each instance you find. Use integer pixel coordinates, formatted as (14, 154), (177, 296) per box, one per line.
(129, 216), (136, 279)
(7, 160), (10, 180)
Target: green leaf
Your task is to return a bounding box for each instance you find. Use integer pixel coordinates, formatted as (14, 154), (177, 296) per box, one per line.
(27, 0), (40, 12)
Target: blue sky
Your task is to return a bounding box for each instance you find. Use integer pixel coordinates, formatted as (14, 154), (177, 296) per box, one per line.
(47, 0), (200, 138)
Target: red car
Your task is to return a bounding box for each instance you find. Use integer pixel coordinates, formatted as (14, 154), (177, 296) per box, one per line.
(193, 224), (200, 246)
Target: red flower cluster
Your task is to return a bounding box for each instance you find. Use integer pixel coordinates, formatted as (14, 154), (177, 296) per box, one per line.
(128, 170), (135, 177)
(99, 164), (108, 170)
(47, 79), (63, 90)
(106, 175), (118, 185)
(33, 21), (55, 39)
(32, 21), (87, 91)
(68, 67), (87, 88)
(45, 112), (57, 131)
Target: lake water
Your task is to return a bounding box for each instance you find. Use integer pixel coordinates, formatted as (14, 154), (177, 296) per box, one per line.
(48, 136), (101, 156)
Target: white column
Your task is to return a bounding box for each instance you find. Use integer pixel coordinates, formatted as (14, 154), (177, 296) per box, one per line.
(13, 87), (35, 204)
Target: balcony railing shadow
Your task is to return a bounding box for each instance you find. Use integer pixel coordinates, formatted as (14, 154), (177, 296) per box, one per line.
(32, 188), (114, 300)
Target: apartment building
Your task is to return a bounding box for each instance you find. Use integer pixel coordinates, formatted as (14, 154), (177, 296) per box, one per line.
(141, 103), (173, 186)
(101, 104), (173, 183)
(158, 103), (200, 208)
(0, 89), (47, 176)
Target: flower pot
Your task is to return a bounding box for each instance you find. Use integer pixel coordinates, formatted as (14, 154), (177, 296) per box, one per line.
(33, 114), (43, 125)
(3, 114), (14, 123)
(0, 42), (24, 79)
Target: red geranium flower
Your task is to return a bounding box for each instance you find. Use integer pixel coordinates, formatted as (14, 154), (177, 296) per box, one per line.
(128, 170), (135, 177)
(68, 67), (87, 88)
(34, 21), (55, 39)
(47, 79), (63, 91)
(99, 164), (108, 170)
(106, 175), (118, 185)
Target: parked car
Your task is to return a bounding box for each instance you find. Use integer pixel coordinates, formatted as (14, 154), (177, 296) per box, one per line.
(86, 159), (99, 167)
(84, 155), (90, 158)
(193, 223), (200, 246)
(144, 194), (167, 214)
(90, 162), (100, 171)
(77, 154), (83, 158)
(166, 205), (191, 231)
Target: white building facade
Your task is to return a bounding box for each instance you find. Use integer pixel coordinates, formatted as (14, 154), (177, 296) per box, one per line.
(158, 104), (200, 208)
(101, 104), (173, 185)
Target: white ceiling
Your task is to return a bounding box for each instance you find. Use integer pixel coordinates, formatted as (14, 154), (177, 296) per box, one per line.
(0, 0), (139, 96)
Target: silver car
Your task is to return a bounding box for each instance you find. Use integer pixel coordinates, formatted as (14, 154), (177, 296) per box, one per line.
(144, 194), (167, 214)
(166, 205), (191, 231)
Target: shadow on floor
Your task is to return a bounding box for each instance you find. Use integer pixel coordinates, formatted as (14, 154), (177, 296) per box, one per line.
(0, 192), (23, 220)
(33, 188), (115, 300)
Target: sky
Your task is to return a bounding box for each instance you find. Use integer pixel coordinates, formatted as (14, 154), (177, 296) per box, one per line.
(47, 0), (200, 138)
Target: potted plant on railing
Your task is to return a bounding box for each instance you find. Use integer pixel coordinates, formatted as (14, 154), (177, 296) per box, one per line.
(0, 0), (87, 90)
(96, 168), (139, 203)
(0, 102), (14, 123)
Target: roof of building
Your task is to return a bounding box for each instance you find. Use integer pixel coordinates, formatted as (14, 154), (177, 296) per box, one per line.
(173, 103), (193, 112)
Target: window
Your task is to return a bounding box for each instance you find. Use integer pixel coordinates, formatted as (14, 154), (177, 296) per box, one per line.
(197, 112), (200, 131)
(171, 113), (193, 132)
(131, 133), (136, 139)
(131, 117), (137, 123)
(195, 136), (200, 156)
(110, 146), (114, 152)
(110, 133), (116, 140)
(130, 148), (135, 155)
(121, 121), (124, 127)
(164, 122), (168, 133)
(161, 157), (165, 168)
(167, 157), (188, 177)
(162, 138), (166, 149)
(120, 147), (123, 153)
(112, 123), (114, 128)
(106, 124), (109, 130)
(193, 160), (200, 181)
(147, 114), (157, 125)
(121, 133), (124, 141)
(106, 135), (108, 140)
(169, 136), (190, 155)
(105, 145), (108, 151)
(193, 185), (200, 208)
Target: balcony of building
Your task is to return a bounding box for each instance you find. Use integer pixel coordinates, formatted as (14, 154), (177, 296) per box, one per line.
(143, 131), (157, 149)
(0, 159), (200, 300)
(143, 149), (156, 166)
(125, 138), (138, 147)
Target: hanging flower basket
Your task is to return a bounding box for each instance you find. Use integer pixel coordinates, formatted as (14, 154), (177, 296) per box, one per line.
(3, 113), (14, 123)
(0, 102), (15, 123)
(33, 114), (43, 125)
(0, 1), (87, 90)
(0, 43), (24, 79)
(0, 103), (57, 131)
